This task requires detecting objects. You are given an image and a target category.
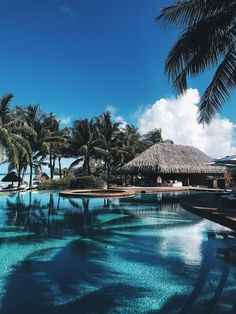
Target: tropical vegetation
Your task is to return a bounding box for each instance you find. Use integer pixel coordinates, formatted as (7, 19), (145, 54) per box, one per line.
(0, 93), (164, 187)
(156, 0), (236, 124)
(38, 176), (105, 190)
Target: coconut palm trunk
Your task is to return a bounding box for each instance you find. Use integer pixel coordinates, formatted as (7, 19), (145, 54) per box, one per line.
(49, 149), (53, 179)
(58, 156), (62, 179)
(17, 159), (22, 187)
(29, 159), (33, 187)
(86, 154), (91, 176)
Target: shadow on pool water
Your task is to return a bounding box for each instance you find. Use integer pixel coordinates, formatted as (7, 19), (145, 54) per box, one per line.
(0, 191), (235, 313)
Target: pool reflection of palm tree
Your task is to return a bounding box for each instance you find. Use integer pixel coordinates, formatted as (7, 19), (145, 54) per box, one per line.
(1, 198), (219, 313)
(1, 234), (148, 314)
(68, 198), (90, 213)
(3, 193), (236, 313)
(5, 193), (65, 237)
(179, 233), (235, 313)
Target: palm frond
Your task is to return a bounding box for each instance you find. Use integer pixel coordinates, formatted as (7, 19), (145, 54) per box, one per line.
(69, 158), (84, 169)
(156, 0), (204, 29)
(165, 13), (234, 89)
(156, 0), (235, 29)
(198, 47), (236, 124)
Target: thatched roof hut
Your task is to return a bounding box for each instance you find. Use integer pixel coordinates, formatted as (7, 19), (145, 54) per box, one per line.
(34, 172), (50, 181)
(1, 171), (21, 183)
(120, 143), (224, 175)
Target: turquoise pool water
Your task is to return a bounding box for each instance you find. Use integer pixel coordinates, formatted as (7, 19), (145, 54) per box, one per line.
(0, 190), (235, 313)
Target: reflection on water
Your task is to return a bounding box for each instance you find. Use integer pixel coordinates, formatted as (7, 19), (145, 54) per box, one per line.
(0, 191), (235, 313)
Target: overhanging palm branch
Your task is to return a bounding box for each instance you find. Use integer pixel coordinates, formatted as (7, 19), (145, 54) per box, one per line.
(156, 0), (236, 124)
(69, 157), (84, 169)
(199, 46), (236, 123)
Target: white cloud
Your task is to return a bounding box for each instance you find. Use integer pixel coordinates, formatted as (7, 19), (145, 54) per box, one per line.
(137, 88), (236, 158)
(114, 115), (127, 126)
(106, 105), (117, 114)
(106, 105), (127, 127)
(58, 115), (72, 126)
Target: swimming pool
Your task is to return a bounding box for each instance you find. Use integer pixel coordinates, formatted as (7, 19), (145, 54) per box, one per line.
(0, 190), (235, 313)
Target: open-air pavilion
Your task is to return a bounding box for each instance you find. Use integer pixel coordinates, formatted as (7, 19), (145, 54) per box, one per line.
(120, 143), (225, 187)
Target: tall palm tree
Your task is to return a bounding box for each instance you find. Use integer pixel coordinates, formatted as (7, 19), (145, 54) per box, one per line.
(141, 128), (163, 150)
(41, 113), (67, 179)
(52, 127), (69, 179)
(118, 125), (141, 165)
(0, 94), (19, 165)
(0, 95), (34, 181)
(96, 112), (124, 180)
(69, 119), (100, 175)
(16, 104), (45, 186)
(156, 0), (236, 124)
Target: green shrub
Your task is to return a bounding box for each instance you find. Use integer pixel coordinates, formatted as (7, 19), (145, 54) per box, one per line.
(107, 175), (123, 186)
(38, 176), (105, 190)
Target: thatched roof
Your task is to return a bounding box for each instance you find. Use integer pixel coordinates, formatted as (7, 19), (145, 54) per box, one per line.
(120, 143), (225, 175)
(1, 171), (21, 182)
(34, 172), (50, 181)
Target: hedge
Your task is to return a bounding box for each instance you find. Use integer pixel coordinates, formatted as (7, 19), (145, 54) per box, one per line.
(38, 176), (105, 190)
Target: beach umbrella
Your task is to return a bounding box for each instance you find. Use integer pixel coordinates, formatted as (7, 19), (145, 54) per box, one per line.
(1, 171), (21, 185)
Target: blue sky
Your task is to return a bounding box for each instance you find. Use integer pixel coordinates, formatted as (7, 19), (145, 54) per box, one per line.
(0, 0), (235, 126)
(0, 0), (235, 174)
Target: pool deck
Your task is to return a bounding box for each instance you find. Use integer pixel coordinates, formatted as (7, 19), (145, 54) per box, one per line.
(110, 186), (230, 193)
(59, 186), (192, 198)
(181, 193), (236, 231)
(59, 189), (136, 198)
(59, 186), (230, 198)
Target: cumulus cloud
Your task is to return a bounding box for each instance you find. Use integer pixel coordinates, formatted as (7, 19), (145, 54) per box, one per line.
(106, 105), (127, 127)
(137, 88), (236, 158)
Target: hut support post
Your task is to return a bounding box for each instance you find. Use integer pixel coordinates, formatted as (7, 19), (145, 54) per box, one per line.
(187, 175), (190, 186)
(58, 156), (62, 179)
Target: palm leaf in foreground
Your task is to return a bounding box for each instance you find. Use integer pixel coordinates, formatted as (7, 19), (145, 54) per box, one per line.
(199, 46), (236, 124)
(156, 0), (236, 124)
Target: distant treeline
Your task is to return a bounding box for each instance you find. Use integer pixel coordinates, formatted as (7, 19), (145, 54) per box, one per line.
(0, 93), (164, 186)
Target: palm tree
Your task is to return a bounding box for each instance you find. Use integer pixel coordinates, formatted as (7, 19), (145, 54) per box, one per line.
(0, 95), (35, 183)
(69, 119), (100, 175)
(41, 113), (67, 179)
(118, 125), (141, 165)
(156, 0), (236, 124)
(142, 128), (163, 150)
(0, 94), (19, 165)
(15, 104), (45, 186)
(52, 127), (69, 179)
(96, 112), (124, 180)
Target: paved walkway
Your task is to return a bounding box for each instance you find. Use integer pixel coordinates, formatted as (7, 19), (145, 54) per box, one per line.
(181, 193), (236, 231)
(110, 186), (190, 192)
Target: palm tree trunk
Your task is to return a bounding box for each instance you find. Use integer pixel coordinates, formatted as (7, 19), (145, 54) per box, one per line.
(18, 159), (21, 187)
(58, 156), (62, 179)
(107, 161), (110, 181)
(84, 155), (88, 175)
(29, 159), (33, 187)
(52, 157), (56, 179)
(87, 155), (91, 176)
(49, 149), (53, 179)
(104, 161), (107, 182)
